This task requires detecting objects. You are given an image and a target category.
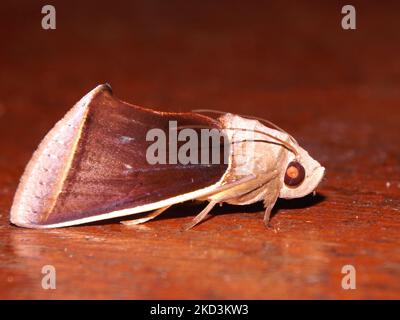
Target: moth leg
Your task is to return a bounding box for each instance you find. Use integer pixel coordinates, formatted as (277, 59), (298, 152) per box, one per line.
(263, 203), (274, 228)
(183, 200), (218, 230)
(263, 181), (280, 228)
(181, 175), (260, 230)
(121, 175), (256, 228)
(121, 205), (171, 226)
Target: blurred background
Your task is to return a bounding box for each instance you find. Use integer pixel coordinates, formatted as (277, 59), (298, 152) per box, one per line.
(0, 1), (399, 299)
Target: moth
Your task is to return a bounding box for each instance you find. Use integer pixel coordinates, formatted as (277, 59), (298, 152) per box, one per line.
(10, 84), (325, 229)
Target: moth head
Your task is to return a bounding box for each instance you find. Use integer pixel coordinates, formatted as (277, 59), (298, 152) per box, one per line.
(279, 145), (325, 199)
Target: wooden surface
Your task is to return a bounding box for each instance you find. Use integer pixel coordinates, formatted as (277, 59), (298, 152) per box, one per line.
(0, 1), (399, 299)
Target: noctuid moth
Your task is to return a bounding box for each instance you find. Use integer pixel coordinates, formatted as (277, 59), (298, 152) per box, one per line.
(10, 84), (325, 229)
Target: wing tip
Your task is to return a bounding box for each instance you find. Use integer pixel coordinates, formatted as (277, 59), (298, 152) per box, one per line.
(10, 84), (113, 229)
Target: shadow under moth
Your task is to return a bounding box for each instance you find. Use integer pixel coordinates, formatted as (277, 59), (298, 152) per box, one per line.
(10, 84), (325, 229)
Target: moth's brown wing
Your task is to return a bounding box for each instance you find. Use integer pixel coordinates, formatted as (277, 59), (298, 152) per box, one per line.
(10, 85), (228, 227)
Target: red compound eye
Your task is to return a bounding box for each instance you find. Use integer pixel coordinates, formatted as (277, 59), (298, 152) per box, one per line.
(284, 161), (305, 187)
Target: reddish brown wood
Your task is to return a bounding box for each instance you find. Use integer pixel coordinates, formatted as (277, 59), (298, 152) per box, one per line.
(0, 1), (399, 299)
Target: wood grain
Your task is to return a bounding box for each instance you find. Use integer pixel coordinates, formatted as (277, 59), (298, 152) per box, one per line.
(0, 0), (399, 299)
